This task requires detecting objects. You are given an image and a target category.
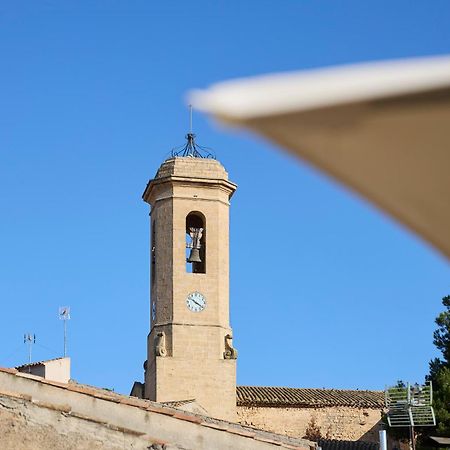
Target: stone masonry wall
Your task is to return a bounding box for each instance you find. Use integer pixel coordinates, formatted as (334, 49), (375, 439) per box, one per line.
(237, 406), (382, 442)
(0, 370), (314, 450)
(144, 157), (237, 421)
(0, 394), (177, 450)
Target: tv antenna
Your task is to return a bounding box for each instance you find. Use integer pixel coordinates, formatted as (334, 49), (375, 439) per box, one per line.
(385, 381), (435, 450)
(59, 306), (71, 357)
(23, 333), (36, 365)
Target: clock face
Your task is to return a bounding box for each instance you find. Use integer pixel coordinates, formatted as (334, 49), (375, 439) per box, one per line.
(186, 291), (206, 312)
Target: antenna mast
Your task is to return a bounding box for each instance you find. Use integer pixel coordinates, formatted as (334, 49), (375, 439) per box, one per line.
(59, 306), (71, 357)
(23, 333), (35, 366)
(170, 105), (216, 159)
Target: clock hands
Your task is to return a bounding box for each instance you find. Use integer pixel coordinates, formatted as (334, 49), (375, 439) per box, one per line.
(186, 292), (206, 312)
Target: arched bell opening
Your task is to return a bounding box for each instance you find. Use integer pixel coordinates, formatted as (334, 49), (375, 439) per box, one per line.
(185, 212), (206, 274)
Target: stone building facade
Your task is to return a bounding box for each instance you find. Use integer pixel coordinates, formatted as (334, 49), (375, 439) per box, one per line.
(236, 386), (384, 442)
(0, 138), (388, 449)
(137, 150), (385, 446)
(142, 155), (238, 421)
(0, 367), (314, 450)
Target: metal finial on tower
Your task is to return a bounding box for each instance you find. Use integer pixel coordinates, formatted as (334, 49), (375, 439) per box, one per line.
(170, 107), (216, 159)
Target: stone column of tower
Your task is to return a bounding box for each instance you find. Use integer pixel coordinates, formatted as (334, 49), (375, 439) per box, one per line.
(142, 156), (237, 421)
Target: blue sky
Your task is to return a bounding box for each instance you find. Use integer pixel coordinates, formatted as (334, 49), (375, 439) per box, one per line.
(0, 1), (449, 394)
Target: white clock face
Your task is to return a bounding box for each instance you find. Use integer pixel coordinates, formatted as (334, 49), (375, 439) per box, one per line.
(186, 291), (206, 312)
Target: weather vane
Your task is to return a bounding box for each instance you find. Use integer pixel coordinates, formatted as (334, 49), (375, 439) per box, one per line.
(171, 105), (215, 159)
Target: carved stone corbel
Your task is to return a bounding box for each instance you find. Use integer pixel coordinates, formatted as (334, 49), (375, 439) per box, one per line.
(155, 331), (167, 357)
(223, 334), (238, 360)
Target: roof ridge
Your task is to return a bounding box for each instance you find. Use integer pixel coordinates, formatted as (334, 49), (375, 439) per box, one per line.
(15, 357), (68, 369)
(0, 367), (313, 448)
(236, 385), (384, 409)
(238, 385), (382, 392)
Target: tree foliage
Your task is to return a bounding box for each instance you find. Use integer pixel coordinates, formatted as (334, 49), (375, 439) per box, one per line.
(385, 296), (450, 446)
(430, 296), (450, 369)
(303, 416), (323, 441)
(431, 367), (450, 436)
(426, 295), (450, 437)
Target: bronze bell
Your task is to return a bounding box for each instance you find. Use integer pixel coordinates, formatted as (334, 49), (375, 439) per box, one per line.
(187, 248), (202, 263)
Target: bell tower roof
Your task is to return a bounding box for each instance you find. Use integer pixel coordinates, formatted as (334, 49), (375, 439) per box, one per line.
(155, 157), (228, 180)
(142, 157), (237, 204)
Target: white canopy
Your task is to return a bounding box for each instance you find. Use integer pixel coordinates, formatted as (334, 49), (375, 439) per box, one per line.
(191, 56), (450, 259)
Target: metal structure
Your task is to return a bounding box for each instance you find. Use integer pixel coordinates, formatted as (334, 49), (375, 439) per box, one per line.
(379, 430), (387, 450)
(385, 382), (435, 428)
(385, 382), (435, 450)
(59, 306), (71, 357)
(171, 105), (215, 159)
(23, 333), (35, 365)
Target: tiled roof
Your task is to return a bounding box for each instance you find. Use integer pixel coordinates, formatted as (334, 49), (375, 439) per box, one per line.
(317, 439), (378, 450)
(0, 367), (313, 450)
(237, 386), (384, 409)
(162, 399), (196, 407)
(16, 357), (66, 370)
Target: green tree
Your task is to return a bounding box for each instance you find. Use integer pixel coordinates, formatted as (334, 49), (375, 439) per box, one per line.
(385, 298), (450, 448)
(426, 295), (450, 437)
(430, 296), (450, 371)
(431, 367), (450, 436)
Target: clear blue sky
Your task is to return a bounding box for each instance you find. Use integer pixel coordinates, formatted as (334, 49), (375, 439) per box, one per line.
(1, 1), (449, 394)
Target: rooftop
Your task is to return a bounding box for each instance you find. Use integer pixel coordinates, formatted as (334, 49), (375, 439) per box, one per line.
(317, 439), (378, 450)
(0, 367), (313, 450)
(15, 357), (67, 370)
(237, 386), (384, 409)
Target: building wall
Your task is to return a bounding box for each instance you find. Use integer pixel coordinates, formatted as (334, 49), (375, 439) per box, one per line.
(0, 394), (167, 450)
(237, 406), (382, 442)
(149, 332), (237, 421)
(43, 357), (71, 383)
(0, 370), (314, 450)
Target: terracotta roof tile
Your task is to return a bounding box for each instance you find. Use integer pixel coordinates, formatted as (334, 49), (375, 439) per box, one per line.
(0, 367), (312, 448)
(317, 439), (378, 450)
(0, 367), (17, 374)
(161, 399), (196, 407)
(172, 412), (202, 423)
(16, 357), (66, 370)
(237, 386), (384, 409)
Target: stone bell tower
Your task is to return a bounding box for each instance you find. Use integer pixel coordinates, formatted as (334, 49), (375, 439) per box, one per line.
(142, 134), (237, 421)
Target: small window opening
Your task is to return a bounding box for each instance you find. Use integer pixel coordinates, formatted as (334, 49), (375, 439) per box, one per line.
(186, 212), (206, 273)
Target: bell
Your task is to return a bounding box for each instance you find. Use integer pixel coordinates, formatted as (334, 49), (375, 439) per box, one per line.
(187, 248), (202, 263)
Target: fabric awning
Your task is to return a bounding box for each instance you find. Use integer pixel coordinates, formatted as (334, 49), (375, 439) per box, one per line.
(191, 56), (450, 259)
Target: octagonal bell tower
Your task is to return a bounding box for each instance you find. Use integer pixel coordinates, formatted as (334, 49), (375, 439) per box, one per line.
(142, 134), (237, 421)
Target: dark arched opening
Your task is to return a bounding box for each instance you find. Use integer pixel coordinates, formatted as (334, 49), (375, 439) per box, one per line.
(186, 212), (206, 274)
